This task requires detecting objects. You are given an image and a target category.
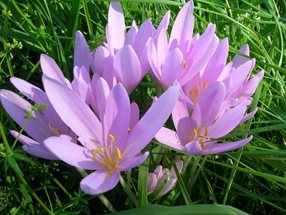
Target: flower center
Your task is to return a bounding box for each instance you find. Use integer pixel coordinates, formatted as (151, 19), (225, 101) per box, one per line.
(48, 121), (62, 136)
(92, 134), (122, 172)
(187, 127), (210, 147)
(189, 80), (207, 105)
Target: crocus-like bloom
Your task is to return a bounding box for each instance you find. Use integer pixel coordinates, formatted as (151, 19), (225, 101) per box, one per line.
(148, 1), (219, 88)
(148, 160), (183, 199)
(155, 82), (252, 155)
(0, 79), (76, 160)
(91, 2), (155, 93)
(42, 75), (179, 195)
(147, 1), (264, 111)
(0, 31), (91, 160)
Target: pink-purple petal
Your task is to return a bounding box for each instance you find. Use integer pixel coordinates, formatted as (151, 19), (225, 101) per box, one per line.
(10, 130), (58, 160)
(103, 84), (130, 150)
(155, 127), (182, 151)
(80, 171), (120, 195)
(44, 136), (102, 170)
(192, 82), (226, 127)
(40, 54), (67, 85)
(43, 75), (102, 142)
(232, 44), (250, 68)
(202, 136), (252, 155)
(124, 85), (180, 157)
(208, 105), (247, 139)
(113, 45), (141, 93)
(107, 2), (125, 50)
(74, 31), (90, 71)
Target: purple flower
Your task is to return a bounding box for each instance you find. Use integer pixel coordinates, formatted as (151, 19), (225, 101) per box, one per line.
(148, 1), (219, 88)
(0, 78), (76, 160)
(155, 82), (252, 155)
(91, 2), (155, 93)
(147, 1), (264, 111)
(148, 160), (183, 199)
(0, 31), (91, 160)
(42, 75), (179, 195)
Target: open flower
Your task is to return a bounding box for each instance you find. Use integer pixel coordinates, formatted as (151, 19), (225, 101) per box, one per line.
(156, 82), (252, 155)
(0, 80), (76, 160)
(148, 160), (183, 199)
(42, 75), (179, 195)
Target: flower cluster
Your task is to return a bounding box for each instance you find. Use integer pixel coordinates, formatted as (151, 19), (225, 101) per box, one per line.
(0, 1), (263, 195)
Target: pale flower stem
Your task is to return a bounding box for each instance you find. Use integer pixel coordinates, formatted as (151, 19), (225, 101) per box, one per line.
(189, 156), (208, 192)
(98, 195), (117, 213)
(119, 176), (139, 207)
(76, 168), (117, 212)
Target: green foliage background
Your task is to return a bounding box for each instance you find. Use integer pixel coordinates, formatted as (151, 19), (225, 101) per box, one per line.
(0, 0), (286, 214)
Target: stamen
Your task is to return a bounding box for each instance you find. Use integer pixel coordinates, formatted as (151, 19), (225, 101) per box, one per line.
(109, 134), (115, 143)
(48, 121), (62, 136)
(183, 60), (187, 70)
(189, 87), (199, 105)
(116, 147), (122, 160)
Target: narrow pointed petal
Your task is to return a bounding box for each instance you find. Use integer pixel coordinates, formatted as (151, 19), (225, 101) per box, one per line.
(113, 45), (141, 93)
(74, 31), (90, 71)
(229, 59), (255, 92)
(177, 117), (197, 144)
(184, 141), (203, 155)
(232, 44), (250, 68)
(120, 151), (149, 171)
(10, 77), (48, 104)
(133, 19), (155, 55)
(240, 70), (264, 97)
(10, 131), (58, 160)
(125, 21), (138, 44)
(170, 1), (194, 52)
(80, 171), (120, 195)
(155, 127), (181, 150)
(203, 38), (229, 83)
(147, 39), (161, 83)
(208, 105), (247, 139)
(107, 2), (125, 50)
(130, 102), (139, 131)
(125, 85), (180, 157)
(43, 75), (102, 142)
(240, 108), (257, 124)
(203, 136), (252, 155)
(180, 24), (218, 85)
(40, 54), (67, 84)
(92, 46), (110, 76)
(95, 77), (110, 119)
(71, 77), (89, 102)
(103, 84), (130, 150)
(44, 136), (102, 170)
(73, 66), (91, 85)
(172, 100), (189, 131)
(192, 82), (226, 127)
(161, 48), (184, 87)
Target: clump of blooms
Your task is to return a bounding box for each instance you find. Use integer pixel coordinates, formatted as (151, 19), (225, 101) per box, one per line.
(0, 0), (263, 196)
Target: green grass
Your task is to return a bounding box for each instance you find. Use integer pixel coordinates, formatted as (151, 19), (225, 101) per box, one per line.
(0, 0), (286, 214)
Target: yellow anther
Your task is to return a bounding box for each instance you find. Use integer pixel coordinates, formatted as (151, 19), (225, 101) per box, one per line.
(100, 147), (105, 153)
(202, 80), (207, 89)
(189, 87), (199, 105)
(204, 128), (208, 136)
(183, 60), (187, 70)
(116, 147), (122, 160)
(92, 149), (98, 158)
(109, 134), (115, 143)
